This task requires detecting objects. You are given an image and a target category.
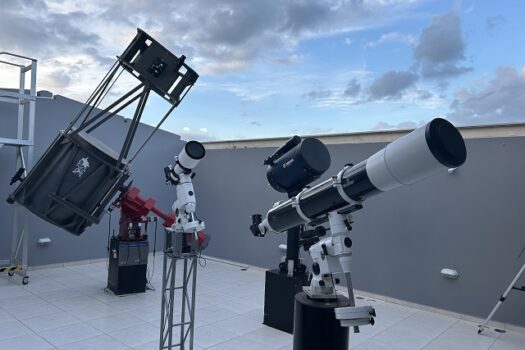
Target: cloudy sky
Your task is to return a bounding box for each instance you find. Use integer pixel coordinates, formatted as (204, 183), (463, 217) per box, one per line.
(1, 0), (524, 141)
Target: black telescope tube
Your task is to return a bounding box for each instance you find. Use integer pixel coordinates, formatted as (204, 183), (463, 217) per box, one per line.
(267, 163), (378, 231)
(266, 137), (331, 196)
(266, 118), (466, 233)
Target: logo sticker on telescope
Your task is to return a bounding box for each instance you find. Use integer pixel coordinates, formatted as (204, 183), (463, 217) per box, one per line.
(283, 159), (295, 168)
(72, 157), (90, 178)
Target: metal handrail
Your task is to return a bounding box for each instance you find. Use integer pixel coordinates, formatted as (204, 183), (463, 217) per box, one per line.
(0, 52), (37, 70)
(0, 52), (37, 62)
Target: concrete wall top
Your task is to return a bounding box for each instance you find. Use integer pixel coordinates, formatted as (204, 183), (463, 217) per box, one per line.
(203, 122), (525, 149)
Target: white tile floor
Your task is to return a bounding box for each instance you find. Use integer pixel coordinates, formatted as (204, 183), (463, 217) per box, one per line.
(0, 257), (523, 349)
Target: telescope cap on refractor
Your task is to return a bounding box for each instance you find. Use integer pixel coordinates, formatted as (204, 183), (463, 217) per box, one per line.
(425, 118), (467, 168)
(185, 140), (205, 160)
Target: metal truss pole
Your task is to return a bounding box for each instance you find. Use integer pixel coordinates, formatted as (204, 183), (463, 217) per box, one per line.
(160, 230), (198, 350)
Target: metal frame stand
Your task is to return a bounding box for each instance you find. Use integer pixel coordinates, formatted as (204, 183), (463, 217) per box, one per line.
(160, 230), (198, 350)
(0, 52), (37, 285)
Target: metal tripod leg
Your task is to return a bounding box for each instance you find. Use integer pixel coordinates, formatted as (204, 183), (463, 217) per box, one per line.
(478, 262), (525, 334)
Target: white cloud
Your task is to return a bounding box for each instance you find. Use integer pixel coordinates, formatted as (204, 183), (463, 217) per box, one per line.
(368, 70), (419, 100)
(372, 120), (422, 130)
(367, 32), (416, 47)
(275, 54), (305, 65)
(448, 66), (525, 124)
(0, 0), (424, 100)
(413, 12), (472, 81)
(176, 126), (217, 142)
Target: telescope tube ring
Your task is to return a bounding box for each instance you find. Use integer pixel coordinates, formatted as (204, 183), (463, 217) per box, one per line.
(334, 165), (362, 206)
(292, 189), (311, 222)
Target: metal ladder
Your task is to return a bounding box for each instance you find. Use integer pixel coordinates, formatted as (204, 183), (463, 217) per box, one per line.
(0, 52), (37, 285)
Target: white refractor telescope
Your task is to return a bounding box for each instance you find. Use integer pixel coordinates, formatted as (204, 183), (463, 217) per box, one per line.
(253, 118), (467, 236)
(165, 140), (206, 233)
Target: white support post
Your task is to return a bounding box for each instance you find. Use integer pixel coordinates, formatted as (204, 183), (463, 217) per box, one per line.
(0, 52), (37, 285)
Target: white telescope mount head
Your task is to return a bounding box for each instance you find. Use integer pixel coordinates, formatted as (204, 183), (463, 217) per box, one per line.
(303, 201), (376, 332)
(164, 141), (206, 239)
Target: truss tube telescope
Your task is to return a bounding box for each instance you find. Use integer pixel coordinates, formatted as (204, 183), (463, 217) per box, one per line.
(8, 29), (198, 235)
(260, 118), (467, 234)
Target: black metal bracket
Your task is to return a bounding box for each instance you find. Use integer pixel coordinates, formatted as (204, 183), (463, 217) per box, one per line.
(512, 285), (525, 292)
(9, 167), (25, 185)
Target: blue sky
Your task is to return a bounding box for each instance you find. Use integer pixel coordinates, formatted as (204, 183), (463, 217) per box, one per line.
(1, 0), (524, 141)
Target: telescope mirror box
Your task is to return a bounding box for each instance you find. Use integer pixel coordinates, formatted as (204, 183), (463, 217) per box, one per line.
(8, 130), (129, 235)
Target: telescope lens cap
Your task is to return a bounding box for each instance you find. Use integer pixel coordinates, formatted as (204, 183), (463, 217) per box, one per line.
(425, 118), (466, 168)
(185, 141), (205, 160)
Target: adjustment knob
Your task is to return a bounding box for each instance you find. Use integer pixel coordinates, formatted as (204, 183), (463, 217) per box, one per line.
(312, 263), (320, 275)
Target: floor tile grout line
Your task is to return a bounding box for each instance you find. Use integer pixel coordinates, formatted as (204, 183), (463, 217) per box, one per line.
(0, 297), (60, 349)
(486, 330), (504, 350)
(199, 325), (286, 350)
(10, 296), (117, 341)
(24, 293), (116, 323)
(75, 329), (134, 350)
(4, 260), (525, 349)
(363, 306), (421, 344)
(419, 318), (461, 349)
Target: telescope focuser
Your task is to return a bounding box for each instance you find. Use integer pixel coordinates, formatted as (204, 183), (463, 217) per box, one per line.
(164, 165), (180, 186)
(250, 214), (264, 237)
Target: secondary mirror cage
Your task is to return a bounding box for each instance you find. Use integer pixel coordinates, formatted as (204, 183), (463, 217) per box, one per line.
(67, 28), (199, 166)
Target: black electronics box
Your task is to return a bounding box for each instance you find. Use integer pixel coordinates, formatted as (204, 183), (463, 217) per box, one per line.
(107, 237), (149, 295)
(263, 269), (308, 334)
